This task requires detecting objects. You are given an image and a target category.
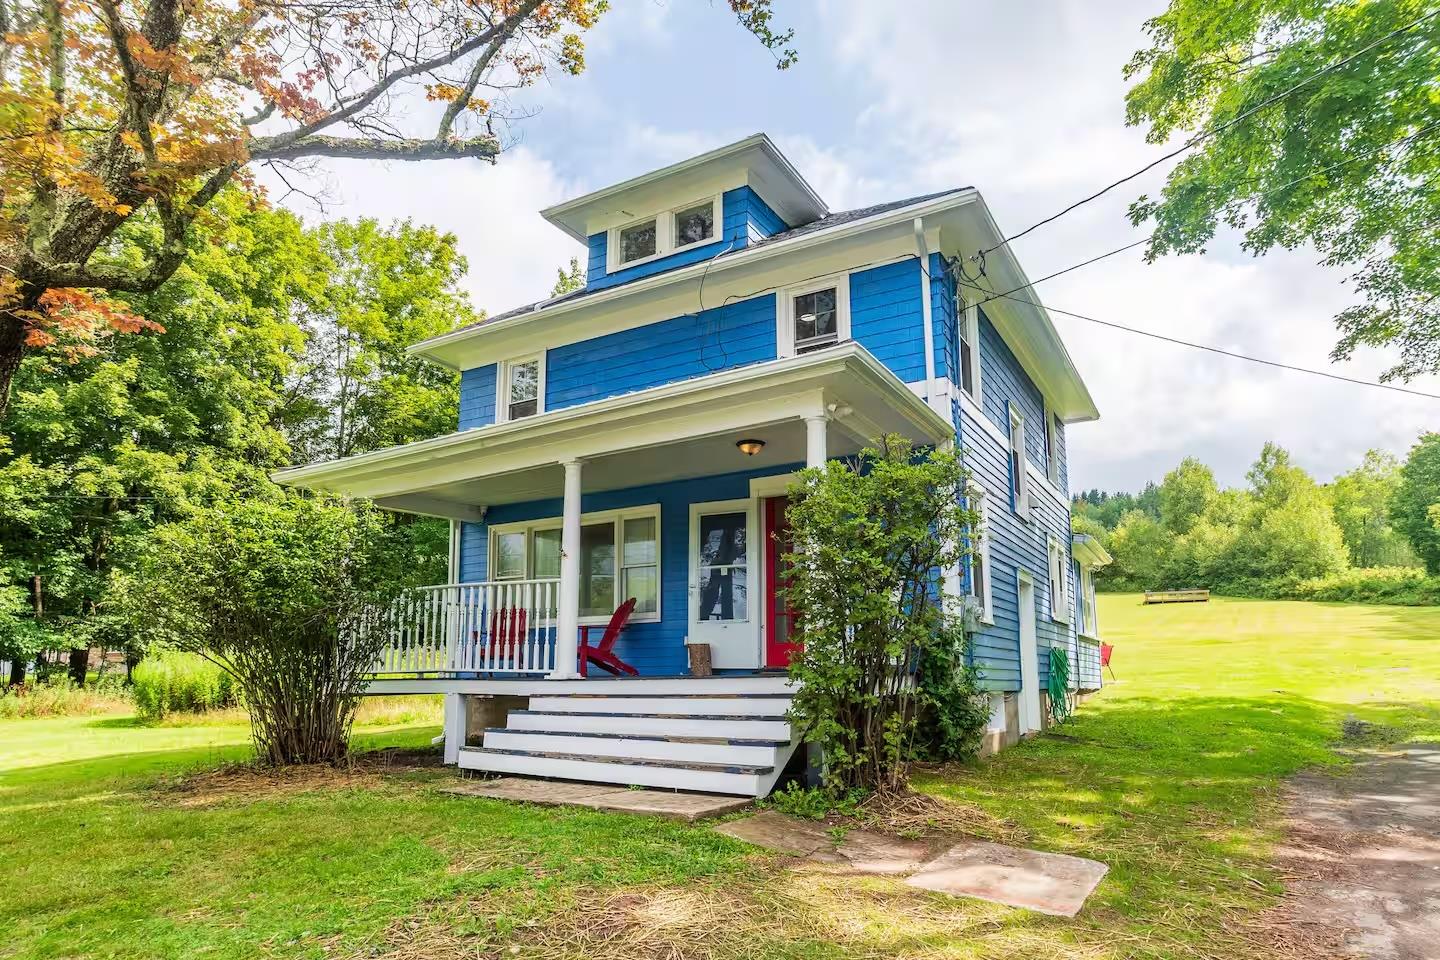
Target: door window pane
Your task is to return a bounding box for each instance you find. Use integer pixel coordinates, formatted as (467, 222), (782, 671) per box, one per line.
(495, 532), (525, 580)
(698, 511), (747, 622)
(792, 288), (838, 353)
(673, 202), (714, 247)
(532, 528), (561, 579)
(580, 522), (616, 618)
(619, 220), (657, 263)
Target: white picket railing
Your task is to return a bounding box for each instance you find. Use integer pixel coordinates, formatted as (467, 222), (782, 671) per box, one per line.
(370, 579), (561, 676)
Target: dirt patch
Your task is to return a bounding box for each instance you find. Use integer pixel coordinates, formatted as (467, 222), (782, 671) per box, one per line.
(151, 746), (443, 808)
(1263, 744), (1440, 960)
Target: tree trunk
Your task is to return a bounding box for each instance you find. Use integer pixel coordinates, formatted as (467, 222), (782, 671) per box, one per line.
(8, 658), (24, 687)
(68, 647), (89, 686)
(0, 309), (28, 425)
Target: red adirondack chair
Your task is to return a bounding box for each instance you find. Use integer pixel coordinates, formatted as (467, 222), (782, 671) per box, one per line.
(578, 597), (638, 677)
(486, 606), (527, 664)
(1100, 642), (1115, 680)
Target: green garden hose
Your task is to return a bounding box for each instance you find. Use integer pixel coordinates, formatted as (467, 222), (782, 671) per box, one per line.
(1047, 646), (1073, 724)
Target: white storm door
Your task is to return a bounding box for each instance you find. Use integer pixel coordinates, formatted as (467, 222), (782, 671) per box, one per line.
(1017, 573), (1042, 733)
(689, 499), (760, 669)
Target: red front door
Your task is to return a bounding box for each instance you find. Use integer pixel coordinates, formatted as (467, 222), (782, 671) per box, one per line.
(763, 496), (802, 668)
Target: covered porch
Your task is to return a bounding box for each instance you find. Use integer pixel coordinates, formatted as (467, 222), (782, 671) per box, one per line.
(276, 343), (954, 685)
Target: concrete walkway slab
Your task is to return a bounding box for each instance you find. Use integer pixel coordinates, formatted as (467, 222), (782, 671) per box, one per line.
(441, 777), (752, 821)
(714, 809), (834, 856)
(904, 840), (1108, 917)
(835, 829), (932, 875)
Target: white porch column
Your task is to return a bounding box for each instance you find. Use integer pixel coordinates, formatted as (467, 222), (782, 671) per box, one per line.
(804, 415), (828, 468)
(550, 458), (584, 679)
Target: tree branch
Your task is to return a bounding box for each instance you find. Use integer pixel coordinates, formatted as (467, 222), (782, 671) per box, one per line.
(436, 36), (503, 140)
(249, 133), (499, 162)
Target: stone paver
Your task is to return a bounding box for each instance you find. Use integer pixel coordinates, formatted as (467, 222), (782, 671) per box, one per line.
(835, 829), (932, 875)
(442, 777), (752, 821)
(904, 840), (1108, 917)
(714, 809), (833, 856)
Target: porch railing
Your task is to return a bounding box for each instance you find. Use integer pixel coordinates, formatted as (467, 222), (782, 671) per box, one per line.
(369, 579), (562, 676)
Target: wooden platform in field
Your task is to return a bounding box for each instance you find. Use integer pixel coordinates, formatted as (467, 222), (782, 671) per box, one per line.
(1143, 589), (1210, 604)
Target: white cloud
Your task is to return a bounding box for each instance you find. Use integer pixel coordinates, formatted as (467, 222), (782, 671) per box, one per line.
(266, 147), (584, 316)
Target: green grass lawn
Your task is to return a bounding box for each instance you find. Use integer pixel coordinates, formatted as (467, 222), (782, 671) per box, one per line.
(3, 597), (1439, 959)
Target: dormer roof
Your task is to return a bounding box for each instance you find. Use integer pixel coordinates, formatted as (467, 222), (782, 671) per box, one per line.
(540, 133), (828, 242)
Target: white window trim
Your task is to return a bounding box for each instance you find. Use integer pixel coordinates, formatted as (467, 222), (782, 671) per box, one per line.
(1044, 403), (1061, 486)
(1077, 565), (1099, 639)
(1009, 405), (1032, 521)
(606, 194), (723, 273)
(958, 299), (983, 407)
(777, 271), (852, 359)
(1047, 534), (1070, 624)
(487, 505), (662, 625)
(965, 482), (994, 624)
(496, 351), (546, 424)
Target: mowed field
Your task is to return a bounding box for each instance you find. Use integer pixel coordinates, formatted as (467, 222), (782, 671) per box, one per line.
(2, 596), (1438, 959)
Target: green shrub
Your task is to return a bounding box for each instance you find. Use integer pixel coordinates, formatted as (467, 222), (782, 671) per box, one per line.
(132, 652), (237, 720)
(1280, 567), (1440, 606)
(0, 675), (131, 719)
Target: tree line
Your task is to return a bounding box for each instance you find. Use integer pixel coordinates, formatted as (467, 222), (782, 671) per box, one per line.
(0, 194), (480, 684)
(1074, 437), (1440, 598)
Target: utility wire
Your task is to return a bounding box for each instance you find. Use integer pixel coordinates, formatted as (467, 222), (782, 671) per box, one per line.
(978, 9), (1440, 258)
(971, 121), (1440, 307)
(957, 277), (1440, 401)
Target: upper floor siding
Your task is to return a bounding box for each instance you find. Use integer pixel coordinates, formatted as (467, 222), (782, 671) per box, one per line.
(584, 187), (787, 291)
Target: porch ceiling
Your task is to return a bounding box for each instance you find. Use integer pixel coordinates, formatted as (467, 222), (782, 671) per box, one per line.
(273, 344), (952, 520)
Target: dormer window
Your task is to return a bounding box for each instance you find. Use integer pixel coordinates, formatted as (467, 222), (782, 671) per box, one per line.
(778, 273), (851, 359)
(673, 201), (715, 247)
(607, 195), (722, 271)
(618, 219), (657, 264)
(498, 353), (544, 422)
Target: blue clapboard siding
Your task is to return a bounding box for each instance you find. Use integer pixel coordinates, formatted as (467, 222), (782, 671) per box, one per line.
(931, 253), (958, 386)
(457, 463), (803, 676)
(850, 258), (927, 383)
(977, 307), (1067, 486)
(585, 187), (788, 291)
(545, 293), (777, 411)
(459, 364), (497, 430)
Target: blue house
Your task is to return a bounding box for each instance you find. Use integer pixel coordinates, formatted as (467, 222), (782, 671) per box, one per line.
(276, 135), (1111, 794)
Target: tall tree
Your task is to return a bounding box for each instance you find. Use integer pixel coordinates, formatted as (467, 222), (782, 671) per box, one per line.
(1158, 456), (1218, 534)
(0, 0), (796, 420)
(1392, 433), (1440, 573)
(1330, 449), (1418, 567)
(1125, 1), (1440, 380)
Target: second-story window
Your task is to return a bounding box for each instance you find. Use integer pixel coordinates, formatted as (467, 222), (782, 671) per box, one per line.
(1009, 405), (1031, 520)
(958, 302), (981, 402)
(499, 354), (543, 422)
(1046, 410), (1061, 485)
(618, 219), (658, 265)
(779, 274), (851, 358)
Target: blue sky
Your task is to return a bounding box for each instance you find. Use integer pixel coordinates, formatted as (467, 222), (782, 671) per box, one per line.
(271, 0), (1440, 492)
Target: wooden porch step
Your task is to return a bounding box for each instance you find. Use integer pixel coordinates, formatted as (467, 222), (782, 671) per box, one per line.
(483, 728), (790, 747)
(457, 746), (776, 796)
(481, 728), (787, 766)
(506, 710), (791, 740)
(463, 746), (775, 776)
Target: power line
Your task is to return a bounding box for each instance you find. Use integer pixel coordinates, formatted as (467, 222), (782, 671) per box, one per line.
(957, 277), (1440, 401)
(970, 121), (1440, 308)
(978, 9), (1440, 258)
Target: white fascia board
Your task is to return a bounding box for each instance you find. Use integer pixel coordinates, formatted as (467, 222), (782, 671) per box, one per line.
(412, 190), (979, 370)
(273, 343), (952, 494)
(1071, 534), (1113, 568)
(957, 197), (1101, 424)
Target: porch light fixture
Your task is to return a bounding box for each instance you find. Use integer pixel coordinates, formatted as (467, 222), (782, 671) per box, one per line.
(735, 438), (766, 457)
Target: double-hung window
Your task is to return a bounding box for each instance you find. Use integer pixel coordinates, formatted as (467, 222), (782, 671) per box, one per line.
(958, 302), (981, 402)
(1009, 406), (1031, 520)
(498, 354), (543, 422)
(964, 483), (993, 622)
(1047, 535), (1069, 622)
(489, 507), (661, 621)
(608, 195), (722, 270)
(779, 274), (851, 358)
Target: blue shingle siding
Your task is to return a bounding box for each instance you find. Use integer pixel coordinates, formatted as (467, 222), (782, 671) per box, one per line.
(582, 188), (787, 293)
(456, 463), (802, 676)
(545, 293), (777, 411)
(850, 258), (927, 383)
(957, 315), (1078, 695)
(932, 254), (958, 386)
(458, 364), (497, 430)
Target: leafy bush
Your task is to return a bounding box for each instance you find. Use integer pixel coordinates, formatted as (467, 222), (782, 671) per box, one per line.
(913, 629), (990, 762)
(785, 437), (986, 794)
(0, 675), (131, 719)
(763, 782), (866, 821)
(1278, 567), (1440, 606)
(132, 652), (237, 720)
